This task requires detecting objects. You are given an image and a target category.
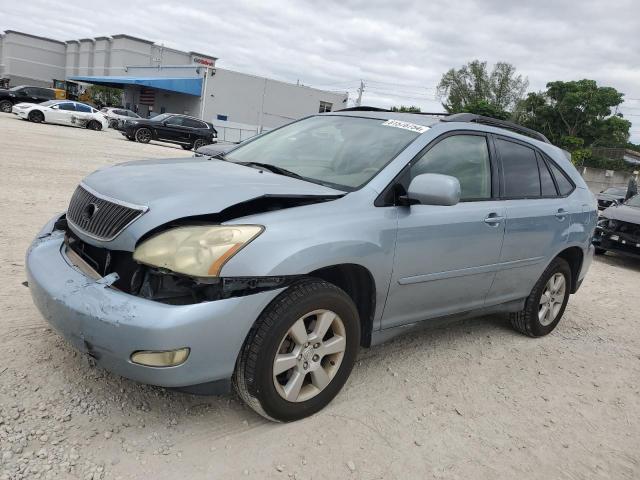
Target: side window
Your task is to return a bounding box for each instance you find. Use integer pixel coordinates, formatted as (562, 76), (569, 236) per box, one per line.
(58, 102), (76, 111)
(537, 155), (558, 197)
(182, 118), (204, 128)
(75, 104), (91, 113)
(497, 139), (540, 198)
(412, 134), (491, 200)
(319, 101), (333, 113)
(165, 116), (184, 126)
(548, 161), (574, 196)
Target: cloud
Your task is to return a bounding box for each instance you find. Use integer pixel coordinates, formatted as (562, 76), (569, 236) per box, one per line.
(2, 0), (639, 140)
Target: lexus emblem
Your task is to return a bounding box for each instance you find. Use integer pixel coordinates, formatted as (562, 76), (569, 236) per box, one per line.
(82, 203), (99, 221)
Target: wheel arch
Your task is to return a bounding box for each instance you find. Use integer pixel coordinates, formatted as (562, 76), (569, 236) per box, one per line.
(307, 263), (376, 347)
(555, 246), (584, 294)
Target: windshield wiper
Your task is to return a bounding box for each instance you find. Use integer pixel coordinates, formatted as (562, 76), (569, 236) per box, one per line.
(236, 161), (306, 181)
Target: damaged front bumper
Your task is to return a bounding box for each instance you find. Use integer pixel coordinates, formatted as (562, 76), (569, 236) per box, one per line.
(26, 214), (284, 392)
(593, 226), (640, 259)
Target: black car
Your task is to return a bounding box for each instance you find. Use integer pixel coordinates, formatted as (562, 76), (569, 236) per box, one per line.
(0, 85), (56, 113)
(593, 194), (640, 259)
(122, 113), (217, 150)
(596, 186), (627, 210)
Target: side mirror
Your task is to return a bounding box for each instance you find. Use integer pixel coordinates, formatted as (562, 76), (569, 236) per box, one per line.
(403, 173), (461, 206)
(51, 105), (59, 109)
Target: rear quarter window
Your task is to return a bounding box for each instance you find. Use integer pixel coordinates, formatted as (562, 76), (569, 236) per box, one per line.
(548, 161), (575, 196)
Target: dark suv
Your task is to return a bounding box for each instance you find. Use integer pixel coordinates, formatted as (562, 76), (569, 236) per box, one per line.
(122, 113), (217, 150)
(0, 85), (56, 113)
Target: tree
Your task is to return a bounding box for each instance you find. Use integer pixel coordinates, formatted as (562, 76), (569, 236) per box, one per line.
(85, 85), (123, 107)
(517, 79), (630, 149)
(437, 60), (528, 119)
(390, 105), (421, 113)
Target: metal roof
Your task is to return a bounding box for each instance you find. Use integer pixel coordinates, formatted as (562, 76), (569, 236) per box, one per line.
(68, 76), (203, 96)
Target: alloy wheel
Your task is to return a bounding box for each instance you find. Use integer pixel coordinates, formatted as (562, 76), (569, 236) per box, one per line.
(538, 273), (566, 326)
(273, 309), (346, 403)
(135, 128), (151, 143)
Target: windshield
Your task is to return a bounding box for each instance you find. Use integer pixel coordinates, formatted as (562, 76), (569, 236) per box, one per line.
(625, 194), (640, 207)
(224, 115), (422, 190)
(150, 113), (172, 122)
(9, 85), (25, 91)
(40, 100), (59, 107)
(603, 187), (626, 195)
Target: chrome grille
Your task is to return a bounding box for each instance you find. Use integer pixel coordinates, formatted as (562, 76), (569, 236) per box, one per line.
(66, 184), (147, 241)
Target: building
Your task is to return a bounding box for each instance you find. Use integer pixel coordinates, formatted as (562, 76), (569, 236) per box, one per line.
(0, 30), (348, 139)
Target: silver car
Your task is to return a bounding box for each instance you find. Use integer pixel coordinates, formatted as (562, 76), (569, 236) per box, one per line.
(100, 107), (141, 129)
(26, 110), (596, 421)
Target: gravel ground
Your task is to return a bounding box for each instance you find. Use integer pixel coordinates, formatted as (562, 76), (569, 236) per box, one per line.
(0, 113), (639, 480)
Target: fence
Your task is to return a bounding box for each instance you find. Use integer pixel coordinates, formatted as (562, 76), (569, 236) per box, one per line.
(579, 166), (636, 194)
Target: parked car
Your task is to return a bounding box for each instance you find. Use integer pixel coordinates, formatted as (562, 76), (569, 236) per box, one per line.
(596, 186), (627, 210)
(593, 194), (640, 258)
(0, 85), (56, 113)
(100, 107), (141, 129)
(26, 110), (596, 422)
(121, 113), (217, 150)
(12, 100), (108, 130)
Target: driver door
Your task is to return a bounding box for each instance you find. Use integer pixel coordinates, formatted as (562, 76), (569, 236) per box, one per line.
(382, 133), (505, 329)
(48, 102), (76, 125)
(156, 116), (191, 142)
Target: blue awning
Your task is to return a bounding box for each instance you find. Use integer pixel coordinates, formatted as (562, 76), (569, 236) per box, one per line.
(68, 76), (203, 96)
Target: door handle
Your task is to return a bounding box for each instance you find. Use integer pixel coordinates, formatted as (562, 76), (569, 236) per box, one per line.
(484, 213), (505, 225)
(555, 209), (569, 220)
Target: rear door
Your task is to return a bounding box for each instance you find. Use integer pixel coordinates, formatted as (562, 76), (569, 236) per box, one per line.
(486, 136), (571, 306)
(382, 132), (506, 328)
(73, 103), (94, 125)
(156, 115), (191, 142)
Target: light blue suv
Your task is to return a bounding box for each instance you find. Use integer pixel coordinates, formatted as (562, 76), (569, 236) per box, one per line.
(26, 109), (596, 421)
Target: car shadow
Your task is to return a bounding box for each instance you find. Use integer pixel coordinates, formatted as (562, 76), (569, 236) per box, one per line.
(594, 251), (640, 272)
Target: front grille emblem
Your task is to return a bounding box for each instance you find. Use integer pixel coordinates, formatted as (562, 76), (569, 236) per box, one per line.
(82, 203), (99, 221)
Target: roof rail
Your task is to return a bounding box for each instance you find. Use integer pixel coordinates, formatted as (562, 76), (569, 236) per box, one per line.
(337, 106), (450, 116)
(443, 113), (550, 144)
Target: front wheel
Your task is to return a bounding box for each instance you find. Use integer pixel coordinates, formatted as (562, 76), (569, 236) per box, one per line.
(192, 138), (208, 150)
(234, 279), (360, 422)
(28, 110), (44, 123)
(108, 119), (119, 129)
(510, 257), (572, 337)
(0, 100), (12, 113)
(87, 120), (102, 131)
(135, 127), (152, 143)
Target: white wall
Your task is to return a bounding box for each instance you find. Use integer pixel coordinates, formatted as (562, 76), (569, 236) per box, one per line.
(201, 68), (348, 130)
(0, 31), (66, 86)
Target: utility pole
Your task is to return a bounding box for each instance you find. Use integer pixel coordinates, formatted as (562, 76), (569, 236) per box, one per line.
(355, 80), (365, 107)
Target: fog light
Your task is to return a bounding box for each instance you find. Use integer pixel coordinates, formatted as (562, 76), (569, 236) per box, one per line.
(130, 348), (190, 367)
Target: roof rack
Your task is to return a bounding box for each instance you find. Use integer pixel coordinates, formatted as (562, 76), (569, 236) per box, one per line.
(337, 106), (450, 116)
(442, 113), (550, 144)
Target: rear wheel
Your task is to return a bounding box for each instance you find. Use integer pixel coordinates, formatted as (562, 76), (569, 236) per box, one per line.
(510, 257), (572, 337)
(135, 128), (152, 143)
(234, 279), (360, 422)
(108, 119), (119, 129)
(0, 100), (12, 113)
(28, 110), (44, 123)
(193, 138), (208, 150)
(87, 120), (102, 131)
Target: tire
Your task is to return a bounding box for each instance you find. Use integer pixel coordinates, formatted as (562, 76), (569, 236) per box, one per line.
(594, 247), (606, 255)
(87, 120), (102, 131)
(181, 144), (193, 150)
(510, 257), (572, 337)
(0, 100), (12, 113)
(193, 138), (208, 150)
(135, 127), (152, 143)
(28, 110), (44, 123)
(234, 279), (360, 422)
(108, 119), (119, 129)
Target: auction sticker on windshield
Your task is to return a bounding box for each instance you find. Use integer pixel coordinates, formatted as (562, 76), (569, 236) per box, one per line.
(381, 119), (430, 133)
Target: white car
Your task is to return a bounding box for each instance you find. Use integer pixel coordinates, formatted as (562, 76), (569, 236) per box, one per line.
(12, 100), (108, 130)
(100, 107), (141, 129)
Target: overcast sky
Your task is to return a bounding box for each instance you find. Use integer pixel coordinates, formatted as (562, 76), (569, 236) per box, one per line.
(3, 0), (640, 141)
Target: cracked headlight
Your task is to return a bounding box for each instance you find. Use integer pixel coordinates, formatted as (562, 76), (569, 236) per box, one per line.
(133, 225), (263, 277)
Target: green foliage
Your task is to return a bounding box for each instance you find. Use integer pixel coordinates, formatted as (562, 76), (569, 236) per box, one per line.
(390, 105), (421, 113)
(437, 60), (528, 119)
(85, 85), (123, 107)
(517, 79), (630, 148)
(570, 148), (635, 172)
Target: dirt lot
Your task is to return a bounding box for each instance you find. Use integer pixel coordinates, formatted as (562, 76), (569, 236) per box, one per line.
(0, 113), (639, 480)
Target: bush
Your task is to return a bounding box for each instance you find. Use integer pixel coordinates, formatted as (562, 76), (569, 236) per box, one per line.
(571, 149), (634, 172)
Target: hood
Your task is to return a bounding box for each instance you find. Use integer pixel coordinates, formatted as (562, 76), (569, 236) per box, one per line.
(81, 157), (343, 231)
(597, 192), (624, 201)
(601, 204), (640, 222)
